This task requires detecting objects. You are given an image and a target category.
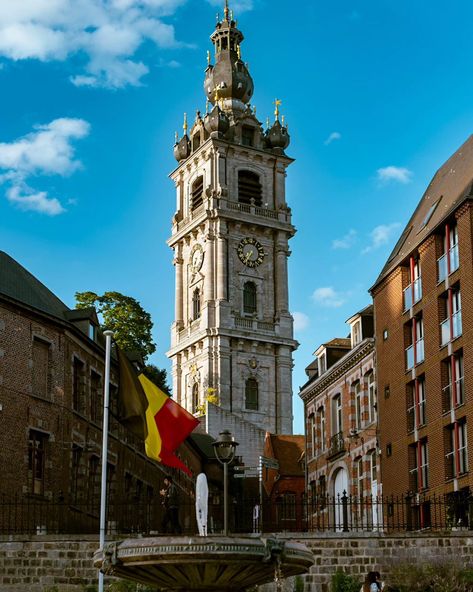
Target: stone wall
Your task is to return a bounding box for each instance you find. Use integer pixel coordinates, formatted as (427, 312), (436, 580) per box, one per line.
(1, 532), (473, 592)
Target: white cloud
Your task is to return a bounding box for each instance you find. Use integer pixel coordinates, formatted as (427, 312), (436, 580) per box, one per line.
(206, 0), (254, 12)
(362, 223), (402, 254)
(312, 287), (345, 308)
(376, 165), (413, 185)
(292, 312), (310, 333)
(0, 118), (90, 215)
(0, 0), (186, 88)
(324, 131), (341, 145)
(332, 228), (357, 250)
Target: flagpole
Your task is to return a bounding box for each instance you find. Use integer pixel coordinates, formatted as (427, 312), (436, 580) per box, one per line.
(98, 330), (114, 592)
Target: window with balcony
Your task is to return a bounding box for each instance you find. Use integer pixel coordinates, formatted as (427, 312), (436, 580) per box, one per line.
(409, 439), (429, 492)
(329, 395), (344, 458)
(438, 223), (459, 282)
(442, 352), (464, 412)
(243, 281), (257, 314)
(238, 170), (262, 206)
(406, 377), (426, 433)
(406, 316), (424, 370)
(28, 430), (48, 495)
(191, 176), (204, 211)
(440, 287), (462, 346)
(403, 257), (422, 311)
(445, 419), (468, 480)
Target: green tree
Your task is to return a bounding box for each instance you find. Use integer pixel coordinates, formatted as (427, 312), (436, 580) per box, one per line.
(75, 291), (156, 360)
(75, 291), (170, 393)
(142, 363), (171, 395)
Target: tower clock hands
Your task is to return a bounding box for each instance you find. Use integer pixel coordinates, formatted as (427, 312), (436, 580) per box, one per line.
(244, 250), (254, 264)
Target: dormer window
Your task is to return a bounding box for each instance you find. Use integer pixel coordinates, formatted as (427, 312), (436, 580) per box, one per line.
(88, 322), (96, 341)
(318, 352), (326, 375)
(351, 320), (362, 347)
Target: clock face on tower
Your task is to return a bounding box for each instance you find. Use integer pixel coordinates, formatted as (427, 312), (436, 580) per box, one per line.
(237, 237), (265, 268)
(190, 244), (204, 273)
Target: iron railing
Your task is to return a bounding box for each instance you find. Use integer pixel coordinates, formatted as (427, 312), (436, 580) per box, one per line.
(1, 492), (471, 536)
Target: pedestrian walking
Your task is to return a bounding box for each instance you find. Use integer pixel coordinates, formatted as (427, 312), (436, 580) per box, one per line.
(160, 475), (182, 534)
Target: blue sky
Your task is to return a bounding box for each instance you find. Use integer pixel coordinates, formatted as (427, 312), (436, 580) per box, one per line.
(2, 0), (473, 434)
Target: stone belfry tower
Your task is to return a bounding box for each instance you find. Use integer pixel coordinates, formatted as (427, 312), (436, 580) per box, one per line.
(167, 1), (297, 436)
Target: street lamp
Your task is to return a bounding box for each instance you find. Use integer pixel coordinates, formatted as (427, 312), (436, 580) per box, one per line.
(212, 429), (239, 536)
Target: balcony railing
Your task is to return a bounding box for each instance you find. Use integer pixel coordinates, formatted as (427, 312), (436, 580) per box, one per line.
(406, 338), (424, 370)
(440, 310), (462, 346)
(403, 277), (422, 311)
(438, 244), (459, 282)
(235, 317), (275, 334)
(442, 377), (465, 413)
(327, 431), (345, 459)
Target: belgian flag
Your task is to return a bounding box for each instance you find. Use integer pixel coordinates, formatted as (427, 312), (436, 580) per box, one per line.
(117, 349), (199, 475)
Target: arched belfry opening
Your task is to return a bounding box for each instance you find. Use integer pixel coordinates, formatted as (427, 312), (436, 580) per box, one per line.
(238, 170), (262, 206)
(191, 176), (204, 211)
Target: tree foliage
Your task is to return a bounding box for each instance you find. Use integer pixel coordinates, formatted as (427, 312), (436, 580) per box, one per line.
(142, 363), (171, 395)
(75, 291), (156, 360)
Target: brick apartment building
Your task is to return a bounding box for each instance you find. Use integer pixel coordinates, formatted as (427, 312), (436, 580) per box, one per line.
(370, 136), (473, 523)
(299, 306), (380, 528)
(0, 251), (211, 534)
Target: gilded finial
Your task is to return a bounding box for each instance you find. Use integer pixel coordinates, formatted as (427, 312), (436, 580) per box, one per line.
(224, 0), (229, 21)
(183, 113), (188, 134)
(207, 50), (211, 65)
(266, 117), (270, 129)
(175, 131), (179, 143)
(282, 115), (285, 126)
(230, 9), (234, 20)
(274, 98), (282, 120)
(237, 45), (241, 60)
(216, 12), (219, 22)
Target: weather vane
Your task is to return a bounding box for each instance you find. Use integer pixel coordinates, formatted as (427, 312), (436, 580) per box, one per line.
(274, 99), (282, 120)
(183, 113), (188, 134)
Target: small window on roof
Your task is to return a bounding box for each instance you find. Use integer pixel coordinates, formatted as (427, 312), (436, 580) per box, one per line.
(418, 197), (441, 233)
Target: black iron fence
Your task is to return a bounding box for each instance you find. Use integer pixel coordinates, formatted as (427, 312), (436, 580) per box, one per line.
(0, 492), (471, 536)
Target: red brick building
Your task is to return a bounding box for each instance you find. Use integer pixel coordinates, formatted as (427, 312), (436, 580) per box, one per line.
(0, 251), (209, 533)
(371, 136), (473, 525)
(262, 432), (305, 531)
(299, 306), (381, 529)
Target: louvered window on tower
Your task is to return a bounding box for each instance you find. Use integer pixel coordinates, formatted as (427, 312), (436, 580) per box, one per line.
(245, 378), (259, 410)
(243, 281), (257, 314)
(192, 288), (201, 320)
(238, 170), (262, 206)
(191, 176), (204, 210)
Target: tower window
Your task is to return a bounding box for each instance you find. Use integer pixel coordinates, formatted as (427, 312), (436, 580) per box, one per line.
(243, 281), (257, 314)
(191, 176), (204, 211)
(192, 288), (201, 320)
(241, 126), (254, 147)
(238, 170), (262, 206)
(192, 383), (199, 413)
(245, 378), (259, 410)
(192, 133), (201, 152)
(28, 430), (48, 495)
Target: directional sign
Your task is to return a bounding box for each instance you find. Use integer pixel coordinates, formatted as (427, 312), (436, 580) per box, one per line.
(260, 456), (279, 470)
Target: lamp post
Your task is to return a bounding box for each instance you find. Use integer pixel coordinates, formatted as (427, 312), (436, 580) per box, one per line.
(212, 429), (239, 536)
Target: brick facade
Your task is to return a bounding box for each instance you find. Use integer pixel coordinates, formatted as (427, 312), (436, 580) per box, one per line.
(0, 254), (206, 534)
(373, 201), (473, 505)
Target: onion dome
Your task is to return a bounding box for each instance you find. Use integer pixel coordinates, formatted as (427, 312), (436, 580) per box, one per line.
(265, 99), (290, 153)
(173, 113), (191, 162)
(204, 2), (254, 111)
(204, 103), (230, 138)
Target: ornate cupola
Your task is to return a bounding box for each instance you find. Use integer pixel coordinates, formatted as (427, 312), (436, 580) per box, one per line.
(204, 0), (254, 113)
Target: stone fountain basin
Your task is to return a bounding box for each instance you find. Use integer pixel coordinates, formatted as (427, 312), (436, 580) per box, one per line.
(94, 535), (314, 591)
